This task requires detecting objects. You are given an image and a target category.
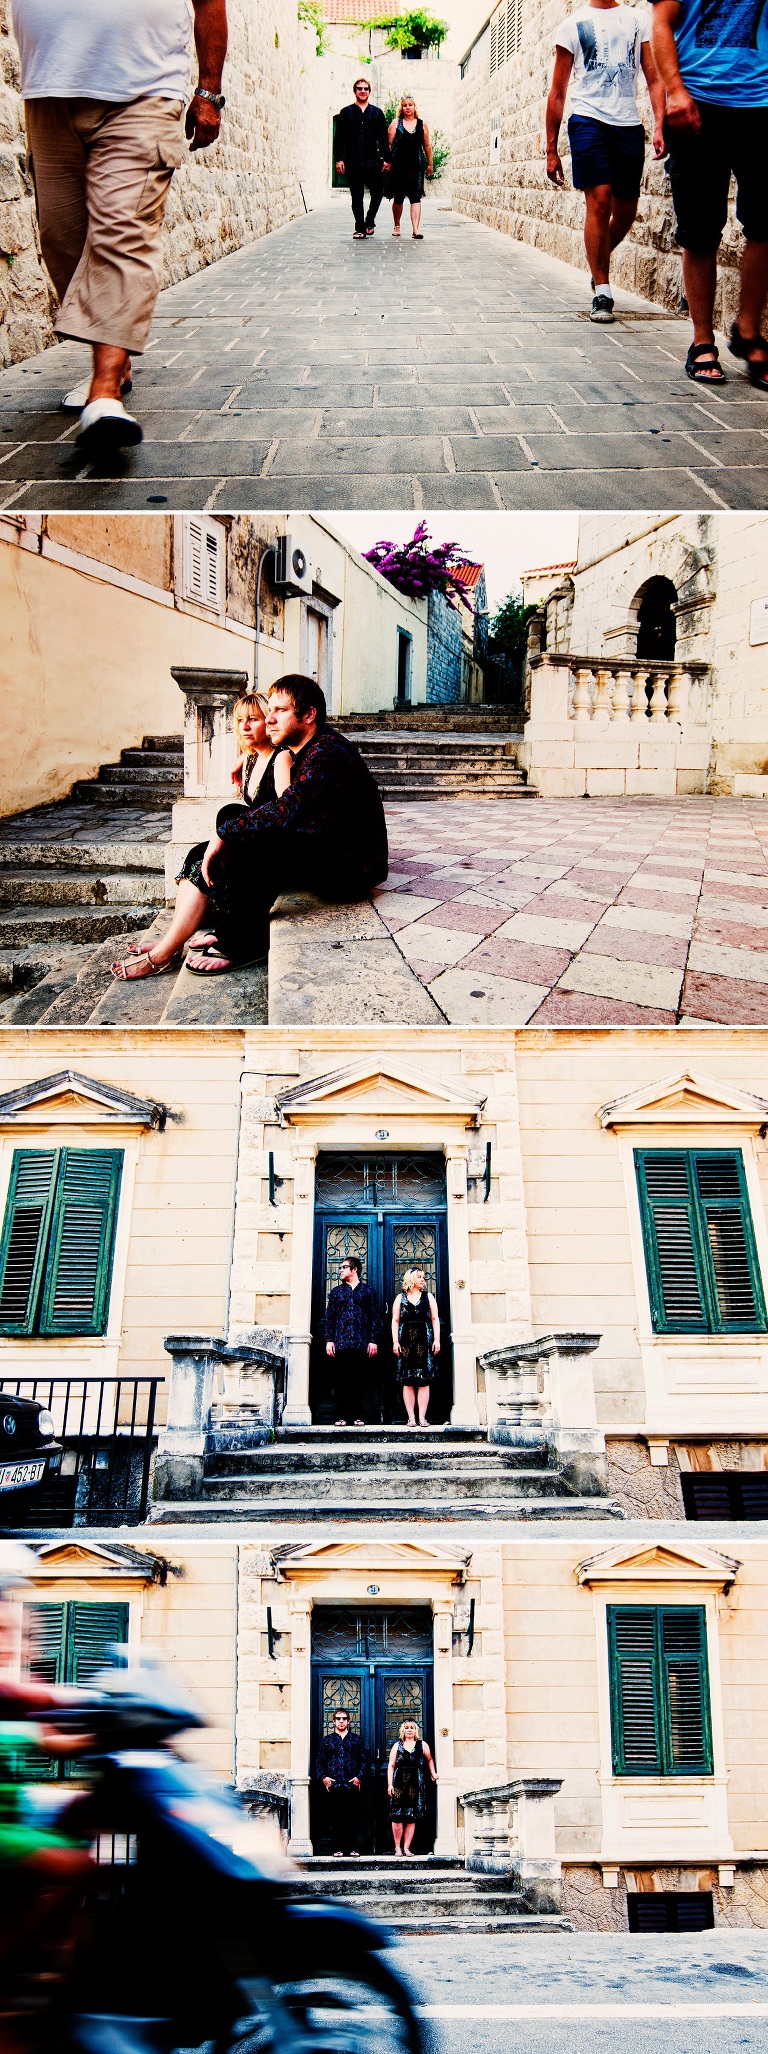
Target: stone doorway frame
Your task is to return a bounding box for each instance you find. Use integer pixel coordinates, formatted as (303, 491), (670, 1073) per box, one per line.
(272, 1537), (471, 1859)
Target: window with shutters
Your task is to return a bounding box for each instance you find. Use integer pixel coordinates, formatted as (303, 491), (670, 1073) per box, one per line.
(608, 1605), (713, 1777)
(180, 516), (224, 612)
(0, 1149), (122, 1337)
(20, 1600), (128, 1779)
(634, 1149), (767, 1336)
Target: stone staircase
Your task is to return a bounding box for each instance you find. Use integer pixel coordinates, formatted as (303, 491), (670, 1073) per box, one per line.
(288, 1854), (570, 1934)
(69, 734), (184, 808)
(169, 1426), (623, 1521)
(339, 728), (531, 802)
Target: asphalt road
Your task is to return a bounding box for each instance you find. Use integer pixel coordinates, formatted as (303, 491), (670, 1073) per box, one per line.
(388, 1932), (768, 2054)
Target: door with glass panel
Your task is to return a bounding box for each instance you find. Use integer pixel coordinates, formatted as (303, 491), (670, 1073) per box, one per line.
(310, 1607), (435, 1854)
(309, 1153), (452, 1422)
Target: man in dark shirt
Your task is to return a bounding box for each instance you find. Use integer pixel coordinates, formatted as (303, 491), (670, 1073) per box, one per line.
(335, 77), (391, 238)
(315, 1707), (365, 1854)
(324, 1255), (379, 1424)
(185, 675), (388, 973)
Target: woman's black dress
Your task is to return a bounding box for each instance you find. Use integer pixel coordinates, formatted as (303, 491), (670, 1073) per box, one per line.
(389, 1738), (429, 1823)
(389, 118), (426, 205)
(395, 1289), (435, 1387)
(175, 751), (277, 915)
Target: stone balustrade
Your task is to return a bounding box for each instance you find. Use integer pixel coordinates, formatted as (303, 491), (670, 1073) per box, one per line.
(153, 1330), (286, 1500)
(462, 1777), (564, 1913)
(518, 651), (711, 797)
(480, 1332), (608, 1497)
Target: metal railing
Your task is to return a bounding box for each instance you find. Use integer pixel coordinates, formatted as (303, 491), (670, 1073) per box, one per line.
(0, 1375), (161, 1526)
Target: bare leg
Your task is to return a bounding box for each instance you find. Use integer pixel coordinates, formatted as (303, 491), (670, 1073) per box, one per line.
(392, 1821), (404, 1853)
(411, 200), (422, 235)
(402, 1383), (416, 1424)
(403, 1823), (416, 1853)
(737, 238), (768, 358)
(148, 879), (210, 964)
(392, 202), (403, 236)
(608, 194), (637, 253)
(680, 248), (723, 369)
(417, 1384), (430, 1424)
(88, 341), (132, 403)
(583, 184), (613, 287)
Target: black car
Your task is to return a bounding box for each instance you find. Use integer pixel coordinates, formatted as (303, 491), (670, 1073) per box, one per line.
(0, 1392), (62, 1496)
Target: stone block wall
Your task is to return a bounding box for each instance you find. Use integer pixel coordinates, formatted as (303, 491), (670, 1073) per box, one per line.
(427, 588), (464, 703)
(0, 0), (302, 367)
(564, 1864), (768, 1931)
(453, 0), (747, 329)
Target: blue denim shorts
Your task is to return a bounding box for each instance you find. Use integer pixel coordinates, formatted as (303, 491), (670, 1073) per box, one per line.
(568, 114), (646, 198)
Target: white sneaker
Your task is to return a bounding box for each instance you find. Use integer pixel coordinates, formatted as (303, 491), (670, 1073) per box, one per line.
(62, 375), (133, 410)
(76, 397), (143, 454)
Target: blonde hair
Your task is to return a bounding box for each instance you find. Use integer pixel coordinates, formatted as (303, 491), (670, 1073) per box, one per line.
(401, 1268), (427, 1294)
(397, 95), (420, 119)
(399, 1720), (420, 1740)
(233, 693), (269, 750)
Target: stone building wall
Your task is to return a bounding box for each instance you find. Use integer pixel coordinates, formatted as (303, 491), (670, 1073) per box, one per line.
(0, 0), (302, 368)
(453, 0), (746, 329)
(564, 1864), (768, 1931)
(427, 588), (464, 704)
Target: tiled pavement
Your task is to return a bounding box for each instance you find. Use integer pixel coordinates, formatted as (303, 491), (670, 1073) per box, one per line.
(1, 205), (768, 513)
(373, 797), (768, 1025)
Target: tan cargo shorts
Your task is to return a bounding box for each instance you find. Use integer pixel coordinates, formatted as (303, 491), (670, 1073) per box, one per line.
(25, 94), (185, 354)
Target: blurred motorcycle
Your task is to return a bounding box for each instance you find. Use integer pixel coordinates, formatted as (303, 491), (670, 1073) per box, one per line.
(4, 1657), (425, 2054)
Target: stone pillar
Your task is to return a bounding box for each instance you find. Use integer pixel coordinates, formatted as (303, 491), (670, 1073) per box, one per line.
(543, 1333), (608, 1495)
(511, 1778), (564, 1914)
(288, 1594), (313, 1856)
(445, 1147), (480, 1429)
(164, 665), (249, 897)
(154, 1334), (223, 1498)
(282, 1144), (317, 1427)
(433, 1600), (458, 1857)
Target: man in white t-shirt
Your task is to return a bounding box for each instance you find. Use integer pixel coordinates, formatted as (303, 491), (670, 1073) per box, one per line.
(11, 0), (228, 455)
(546, 0), (665, 321)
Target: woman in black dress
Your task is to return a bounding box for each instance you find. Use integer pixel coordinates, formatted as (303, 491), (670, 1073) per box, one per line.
(391, 1267), (440, 1427)
(388, 1719), (438, 1855)
(387, 95), (433, 240)
(110, 693), (290, 980)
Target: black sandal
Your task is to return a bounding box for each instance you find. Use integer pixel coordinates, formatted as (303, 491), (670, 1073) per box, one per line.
(685, 342), (726, 384)
(729, 323), (768, 390)
(185, 941), (267, 975)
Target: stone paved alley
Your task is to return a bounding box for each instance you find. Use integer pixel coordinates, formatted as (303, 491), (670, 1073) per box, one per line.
(1, 207), (767, 513)
(1, 791), (767, 1025)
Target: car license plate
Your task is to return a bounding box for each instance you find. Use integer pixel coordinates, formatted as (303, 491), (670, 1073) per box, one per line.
(0, 1459), (46, 1490)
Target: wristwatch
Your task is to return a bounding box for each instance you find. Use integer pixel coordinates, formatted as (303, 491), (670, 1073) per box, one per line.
(195, 87), (226, 108)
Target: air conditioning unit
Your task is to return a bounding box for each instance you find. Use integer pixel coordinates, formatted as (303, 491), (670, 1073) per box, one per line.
(274, 533), (313, 597)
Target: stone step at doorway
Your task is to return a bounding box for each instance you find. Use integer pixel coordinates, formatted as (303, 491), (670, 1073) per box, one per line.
(339, 706), (523, 732)
(288, 1857), (570, 1934)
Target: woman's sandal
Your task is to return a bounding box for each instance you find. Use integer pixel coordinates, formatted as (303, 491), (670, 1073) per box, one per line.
(110, 949), (180, 981)
(185, 942), (267, 975)
(729, 323), (768, 390)
(684, 342), (726, 384)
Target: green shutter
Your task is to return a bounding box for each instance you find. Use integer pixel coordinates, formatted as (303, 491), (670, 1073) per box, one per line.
(635, 1149), (766, 1336)
(660, 1609), (712, 1774)
(609, 1607), (662, 1774)
(693, 1154), (766, 1333)
(0, 1151), (59, 1334)
(609, 1606), (713, 1777)
(39, 1149), (122, 1337)
(66, 1601), (128, 1686)
(21, 1603), (67, 1781)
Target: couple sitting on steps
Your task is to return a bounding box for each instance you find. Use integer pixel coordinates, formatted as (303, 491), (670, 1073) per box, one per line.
(111, 675), (388, 981)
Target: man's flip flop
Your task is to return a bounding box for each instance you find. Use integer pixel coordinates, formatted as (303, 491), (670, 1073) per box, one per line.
(685, 342), (726, 384)
(728, 323), (768, 390)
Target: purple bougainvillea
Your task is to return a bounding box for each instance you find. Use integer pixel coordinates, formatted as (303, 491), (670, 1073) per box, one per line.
(364, 521), (474, 612)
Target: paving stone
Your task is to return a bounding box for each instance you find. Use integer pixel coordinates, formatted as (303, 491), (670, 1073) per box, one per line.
(557, 952), (684, 1010)
(426, 966), (549, 1023)
(681, 972), (768, 1023)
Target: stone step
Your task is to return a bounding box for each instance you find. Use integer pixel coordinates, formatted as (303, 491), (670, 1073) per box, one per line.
(339, 708), (523, 731)
(97, 763), (184, 786)
(376, 782), (534, 801)
(0, 867), (165, 909)
(206, 1445), (551, 1476)
(0, 903), (153, 949)
(118, 749), (184, 769)
(70, 778), (181, 807)
(277, 1426), (488, 1444)
(203, 1463), (562, 1500)
(0, 841), (167, 874)
(187, 1491), (612, 1520)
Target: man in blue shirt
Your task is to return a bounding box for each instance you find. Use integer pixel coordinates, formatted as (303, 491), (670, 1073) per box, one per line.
(324, 1256), (379, 1425)
(651, 0), (768, 387)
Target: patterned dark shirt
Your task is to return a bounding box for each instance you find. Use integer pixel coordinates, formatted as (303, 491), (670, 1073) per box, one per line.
(216, 725), (388, 888)
(324, 1279), (379, 1352)
(315, 1729), (365, 1785)
(335, 101), (390, 170)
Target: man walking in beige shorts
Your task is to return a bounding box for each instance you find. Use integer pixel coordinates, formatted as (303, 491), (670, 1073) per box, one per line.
(11, 0), (228, 456)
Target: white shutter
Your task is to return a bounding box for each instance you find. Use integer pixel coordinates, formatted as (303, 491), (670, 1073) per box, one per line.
(181, 517), (223, 612)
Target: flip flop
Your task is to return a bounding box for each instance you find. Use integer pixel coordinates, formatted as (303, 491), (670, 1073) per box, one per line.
(185, 942), (267, 975)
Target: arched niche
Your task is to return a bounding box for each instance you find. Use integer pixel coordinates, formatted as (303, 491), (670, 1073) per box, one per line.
(631, 575), (678, 660)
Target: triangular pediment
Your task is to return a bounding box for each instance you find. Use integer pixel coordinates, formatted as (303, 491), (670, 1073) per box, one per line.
(578, 1539), (739, 1589)
(599, 1070), (768, 1130)
(277, 1061), (485, 1127)
(0, 1072), (166, 1129)
(32, 1540), (166, 1583)
(271, 1537), (470, 1583)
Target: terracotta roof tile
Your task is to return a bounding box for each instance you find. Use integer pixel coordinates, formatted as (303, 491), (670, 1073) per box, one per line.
(451, 561), (484, 589)
(322, 0), (387, 20)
